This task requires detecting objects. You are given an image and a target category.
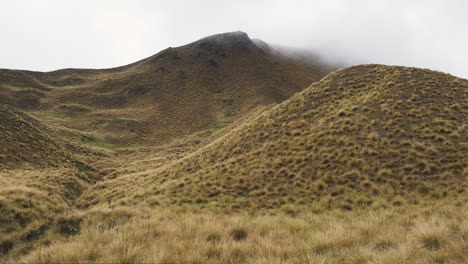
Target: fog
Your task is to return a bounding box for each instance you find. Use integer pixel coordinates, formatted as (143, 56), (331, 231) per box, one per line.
(1, 0), (467, 78)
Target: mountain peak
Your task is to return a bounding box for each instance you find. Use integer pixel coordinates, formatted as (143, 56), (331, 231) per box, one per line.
(190, 31), (255, 52)
(202, 31), (250, 41)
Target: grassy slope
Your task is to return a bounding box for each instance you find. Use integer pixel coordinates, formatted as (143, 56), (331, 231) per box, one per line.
(0, 32), (334, 260)
(78, 65), (467, 211)
(0, 31), (331, 146)
(0, 105), (74, 169)
(0, 106), (98, 253)
(1, 64), (467, 263)
(0, 33), (467, 262)
(7, 202), (468, 264)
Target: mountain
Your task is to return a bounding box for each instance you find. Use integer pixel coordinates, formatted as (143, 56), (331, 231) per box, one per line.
(0, 31), (333, 146)
(1, 32), (467, 263)
(0, 31), (335, 254)
(78, 65), (467, 210)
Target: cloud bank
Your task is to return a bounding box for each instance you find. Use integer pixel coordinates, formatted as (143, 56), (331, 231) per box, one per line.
(1, 0), (466, 78)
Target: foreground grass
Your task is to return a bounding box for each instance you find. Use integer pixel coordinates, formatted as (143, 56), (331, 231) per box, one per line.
(8, 200), (468, 264)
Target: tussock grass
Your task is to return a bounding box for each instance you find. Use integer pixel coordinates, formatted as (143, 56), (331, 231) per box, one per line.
(6, 201), (467, 264)
(0, 168), (94, 248)
(0, 31), (331, 146)
(0, 106), (77, 169)
(79, 65), (468, 211)
(1, 63), (466, 263)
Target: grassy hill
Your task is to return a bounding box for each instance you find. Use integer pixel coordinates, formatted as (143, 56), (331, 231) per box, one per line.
(0, 31), (336, 260)
(0, 105), (88, 169)
(0, 32), (467, 263)
(0, 31), (332, 146)
(0, 106), (98, 254)
(78, 65), (467, 211)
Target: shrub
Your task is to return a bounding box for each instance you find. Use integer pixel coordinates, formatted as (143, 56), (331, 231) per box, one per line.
(377, 169), (393, 178)
(206, 232), (222, 243)
(230, 227), (248, 241)
(0, 237), (15, 255)
(373, 240), (395, 252)
(420, 235), (442, 250)
(56, 215), (82, 236)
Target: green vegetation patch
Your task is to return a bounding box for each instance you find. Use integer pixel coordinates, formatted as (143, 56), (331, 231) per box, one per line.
(110, 118), (124, 124)
(225, 111), (237, 117)
(219, 98), (234, 107)
(79, 134), (102, 145)
(213, 122), (231, 132)
(42, 111), (70, 120)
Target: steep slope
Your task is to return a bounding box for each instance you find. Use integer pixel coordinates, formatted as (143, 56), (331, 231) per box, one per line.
(0, 31), (333, 146)
(79, 65), (467, 210)
(0, 31), (334, 256)
(0, 105), (97, 243)
(0, 105), (77, 169)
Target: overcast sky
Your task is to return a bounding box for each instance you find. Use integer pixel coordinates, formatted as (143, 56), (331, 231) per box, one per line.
(1, 0), (467, 78)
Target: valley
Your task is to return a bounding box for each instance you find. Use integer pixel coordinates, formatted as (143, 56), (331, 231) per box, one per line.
(0, 32), (467, 264)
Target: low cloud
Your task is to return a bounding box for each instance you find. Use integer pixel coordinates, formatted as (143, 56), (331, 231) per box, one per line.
(1, 0), (466, 78)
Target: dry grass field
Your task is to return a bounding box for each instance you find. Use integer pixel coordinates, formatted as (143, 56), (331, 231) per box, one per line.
(5, 201), (468, 264)
(0, 32), (466, 263)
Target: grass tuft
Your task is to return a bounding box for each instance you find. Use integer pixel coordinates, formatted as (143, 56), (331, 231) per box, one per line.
(230, 227), (248, 241)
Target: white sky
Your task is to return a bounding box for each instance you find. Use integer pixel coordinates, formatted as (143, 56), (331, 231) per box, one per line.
(1, 0), (467, 78)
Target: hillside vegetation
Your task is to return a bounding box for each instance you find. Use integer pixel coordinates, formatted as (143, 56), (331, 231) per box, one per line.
(78, 65), (467, 211)
(0, 32), (467, 263)
(8, 202), (468, 264)
(0, 31), (332, 146)
(0, 105), (74, 169)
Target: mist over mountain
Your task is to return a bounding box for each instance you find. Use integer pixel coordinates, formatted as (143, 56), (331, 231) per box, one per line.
(1, 1), (467, 78)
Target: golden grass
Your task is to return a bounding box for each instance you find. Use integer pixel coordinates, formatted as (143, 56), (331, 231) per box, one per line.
(0, 31), (331, 147)
(0, 105), (76, 169)
(1, 61), (467, 263)
(78, 65), (468, 211)
(4, 200), (467, 264)
(0, 168), (94, 249)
